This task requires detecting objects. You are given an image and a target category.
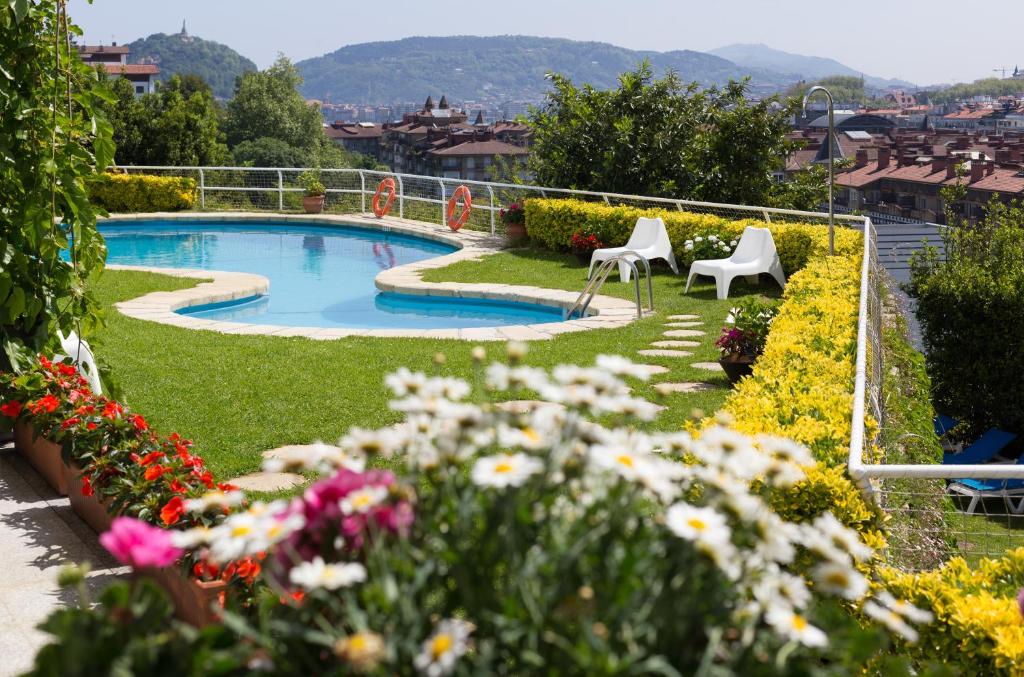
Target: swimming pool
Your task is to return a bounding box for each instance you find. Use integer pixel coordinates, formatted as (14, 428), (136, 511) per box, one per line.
(98, 220), (570, 329)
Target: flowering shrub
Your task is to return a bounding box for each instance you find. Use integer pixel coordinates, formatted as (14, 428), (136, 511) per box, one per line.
(87, 173), (196, 212)
(882, 550), (1024, 675)
(524, 198), (861, 275)
(498, 201), (525, 226)
(716, 298), (779, 359)
(92, 353), (928, 675)
(682, 232), (736, 266)
(569, 228), (605, 256)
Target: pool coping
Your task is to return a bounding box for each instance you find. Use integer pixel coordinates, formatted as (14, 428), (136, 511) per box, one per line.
(106, 212), (647, 341)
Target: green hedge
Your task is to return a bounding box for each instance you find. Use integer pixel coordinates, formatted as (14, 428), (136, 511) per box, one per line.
(88, 173), (197, 212)
(524, 198), (862, 276)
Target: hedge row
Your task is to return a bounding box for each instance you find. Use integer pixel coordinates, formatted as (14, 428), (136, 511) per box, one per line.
(523, 198), (863, 276)
(88, 173), (197, 213)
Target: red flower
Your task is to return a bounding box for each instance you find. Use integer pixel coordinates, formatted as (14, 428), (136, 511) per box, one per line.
(137, 451), (165, 467)
(169, 479), (187, 494)
(80, 475), (94, 497)
(57, 363), (77, 377)
(192, 468), (214, 489)
(29, 394), (60, 415)
(61, 417), (81, 429)
(101, 401), (123, 419)
(217, 482), (238, 492)
(86, 422), (97, 431)
(131, 414), (148, 432)
(0, 400), (22, 418)
(144, 464), (168, 481)
(39, 355), (52, 370)
(160, 496), (185, 525)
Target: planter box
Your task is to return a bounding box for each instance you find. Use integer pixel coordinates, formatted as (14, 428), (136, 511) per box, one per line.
(137, 567), (227, 627)
(13, 421), (68, 495)
(65, 462), (114, 534)
(719, 355), (755, 385)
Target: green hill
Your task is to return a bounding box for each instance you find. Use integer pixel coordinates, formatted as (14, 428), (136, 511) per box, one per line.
(295, 35), (792, 104)
(125, 30), (257, 99)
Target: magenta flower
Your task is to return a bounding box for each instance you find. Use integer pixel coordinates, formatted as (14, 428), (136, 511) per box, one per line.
(99, 517), (182, 569)
(1017, 587), (1024, 619)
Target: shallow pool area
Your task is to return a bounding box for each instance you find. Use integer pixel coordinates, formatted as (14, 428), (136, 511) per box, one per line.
(98, 220), (569, 329)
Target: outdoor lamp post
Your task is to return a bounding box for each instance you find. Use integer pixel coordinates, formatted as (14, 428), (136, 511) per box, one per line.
(802, 85), (836, 255)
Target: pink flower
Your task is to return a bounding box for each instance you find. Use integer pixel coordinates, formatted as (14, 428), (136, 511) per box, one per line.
(99, 517), (182, 569)
(1017, 588), (1024, 619)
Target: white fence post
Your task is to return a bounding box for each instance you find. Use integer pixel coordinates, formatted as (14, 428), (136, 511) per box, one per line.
(438, 179), (447, 227)
(198, 168), (205, 210)
(487, 185), (496, 234)
(396, 175), (404, 219)
(359, 172), (366, 214)
(277, 170), (284, 212)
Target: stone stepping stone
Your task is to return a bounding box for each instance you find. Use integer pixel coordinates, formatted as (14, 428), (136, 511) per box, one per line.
(261, 444), (342, 460)
(228, 471), (305, 492)
(635, 364), (670, 377)
(666, 314), (700, 321)
(691, 362), (725, 372)
(495, 400), (566, 415)
(664, 329), (705, 338)
(638, 349), (692, 358)
(651, 340), (700, 348)
(665, 321), (704, 328)
(653, 382), (718, 395)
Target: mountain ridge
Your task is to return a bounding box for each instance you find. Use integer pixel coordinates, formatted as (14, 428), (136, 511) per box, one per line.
(125, 31), (258, 99)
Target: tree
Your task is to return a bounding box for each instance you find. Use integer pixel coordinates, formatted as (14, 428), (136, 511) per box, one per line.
(0, 0), (114, 371)
(104, 74), (229, 166)
(224, 56), (323, 152)
(528, 62), (796, 206)
(232, 137), (308, 168)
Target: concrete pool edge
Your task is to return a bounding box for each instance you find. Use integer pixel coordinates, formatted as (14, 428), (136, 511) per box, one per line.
(106, 212), (645, 341)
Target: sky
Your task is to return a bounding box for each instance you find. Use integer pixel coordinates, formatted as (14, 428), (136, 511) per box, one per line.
(69, 0), (1024, 86)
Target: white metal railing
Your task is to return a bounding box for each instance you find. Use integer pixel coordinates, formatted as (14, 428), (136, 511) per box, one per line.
(116, 165), (869, 236)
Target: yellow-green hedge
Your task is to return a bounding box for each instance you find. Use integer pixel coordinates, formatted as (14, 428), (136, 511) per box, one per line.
(882, 551), (1024, 675)
(524, 198), (862, 275)
(713, 252), (886, 545)
(88, 173), (197, 212)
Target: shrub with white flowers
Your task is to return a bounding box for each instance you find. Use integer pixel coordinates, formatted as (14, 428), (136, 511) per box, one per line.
(683, 232), (738, 267)
(36, 349), (932, 675)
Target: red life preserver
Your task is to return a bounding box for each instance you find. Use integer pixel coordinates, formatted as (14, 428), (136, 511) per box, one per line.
(372, 178), (397, 218)
(446, 185), (472, 231)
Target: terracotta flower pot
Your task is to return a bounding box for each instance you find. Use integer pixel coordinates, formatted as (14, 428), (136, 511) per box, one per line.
(137, 567), (227, 627)
(505, 222), (527, 243)
(719, 354), (756, 385)
(302, 194), (325, 214)
(13, 421), (68, 495)
(65, 462), (114, 534)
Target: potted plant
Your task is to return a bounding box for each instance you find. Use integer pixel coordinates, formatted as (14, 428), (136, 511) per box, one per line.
(500, 202), (527, 243)
(570, 228), (606, 265)
(715, 298), (779, 384)
(298, 170), (326, 214)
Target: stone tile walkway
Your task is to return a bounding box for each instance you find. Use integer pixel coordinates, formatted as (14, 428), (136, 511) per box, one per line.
(0, 441), (126, 676)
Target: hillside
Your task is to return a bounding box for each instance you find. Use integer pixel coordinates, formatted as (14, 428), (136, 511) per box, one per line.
(709, 43), (915, 90)
(295, 35), (792, 104)
(126, 30), (257, 99)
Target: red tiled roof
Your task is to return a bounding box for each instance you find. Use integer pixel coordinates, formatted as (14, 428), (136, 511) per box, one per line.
(78, 45), (129, 54)
(837, 162), (1024, 193)
(428, 140), (529, 157)
(325, 124), (383, 139)
(943, 109), (995, 120)
(99, 63), (159, 76)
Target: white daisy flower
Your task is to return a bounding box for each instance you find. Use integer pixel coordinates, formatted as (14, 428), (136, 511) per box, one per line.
(595, 354), (653, 381)
(385, 367), (428, 397)
(413, 619), (473, 677)
(471, 452), (544, 488)
(812, 562), (869, 600)
(185, 490), (245, 513)
(340, 427), (400, 458)
(873, 591), (934, 624)
(289, 556), (367, 591)
(756, 435), (815, 466)
(766, 606), (828, 647)
(665, 504), (731, 546)
(170, 525), (212, 549)
(862, 600), (921, 643)
(339, 485), (389, 515)
(812, 513), (875, 562)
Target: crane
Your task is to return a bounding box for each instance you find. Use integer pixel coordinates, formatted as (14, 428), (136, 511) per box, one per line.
(994, 67), (1008, 79)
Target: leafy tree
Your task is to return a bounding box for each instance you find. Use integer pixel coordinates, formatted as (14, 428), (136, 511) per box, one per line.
(232, 136), (309, 168)
(770, 160), (852, 212)
(0, 0), (114, 371)
(224, 56), (323, 152)
(529, 62), (796, 206)
(782, 75), (885, 106)
(104, 74), (229, 166)
(919, 77), (1024, 104)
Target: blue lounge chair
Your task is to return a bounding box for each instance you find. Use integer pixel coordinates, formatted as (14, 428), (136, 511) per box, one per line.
(948, 454), (1024, 515)
(934, 415), (958, 438)
(942, 428), (1017, 465)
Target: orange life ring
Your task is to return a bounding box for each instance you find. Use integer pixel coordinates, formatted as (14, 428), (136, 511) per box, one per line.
(372, 178), (397, 218)
(446, 185), (472, 231)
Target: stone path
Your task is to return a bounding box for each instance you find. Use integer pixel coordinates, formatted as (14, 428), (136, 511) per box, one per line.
(663, 329), (705, 338)
(651, 340), (700, 348)
(227, 471), (305, 492)
(633, 308), (731, 399)
(0, 442), (126, 676)
(637, 349), (692, 358)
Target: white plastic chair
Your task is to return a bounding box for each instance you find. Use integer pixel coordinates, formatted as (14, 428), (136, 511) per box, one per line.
(56, 331), (103, 395)
(684, 227), (786, 301)
(588, 217), (679, 283)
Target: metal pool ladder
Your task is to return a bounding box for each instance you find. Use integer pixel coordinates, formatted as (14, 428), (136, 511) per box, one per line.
(565, 252), (653, 320)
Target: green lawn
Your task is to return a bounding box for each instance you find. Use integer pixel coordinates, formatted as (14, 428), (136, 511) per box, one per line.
(91, 248), (781, 481)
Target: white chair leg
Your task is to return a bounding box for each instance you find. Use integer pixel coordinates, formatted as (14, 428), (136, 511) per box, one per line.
(768, 260), (787, 290)
(717, 272), (734, 301)
(684, 271), (698, 294)
(666, 251), (680, 275)
(966, 494), (981, 515)
(618, 260), (632, 283)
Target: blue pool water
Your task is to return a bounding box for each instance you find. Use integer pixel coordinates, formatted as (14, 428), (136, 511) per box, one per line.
(97, 220), (568, 329)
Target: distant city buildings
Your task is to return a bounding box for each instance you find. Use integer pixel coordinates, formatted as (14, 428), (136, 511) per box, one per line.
(77, 43), (159, 96)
